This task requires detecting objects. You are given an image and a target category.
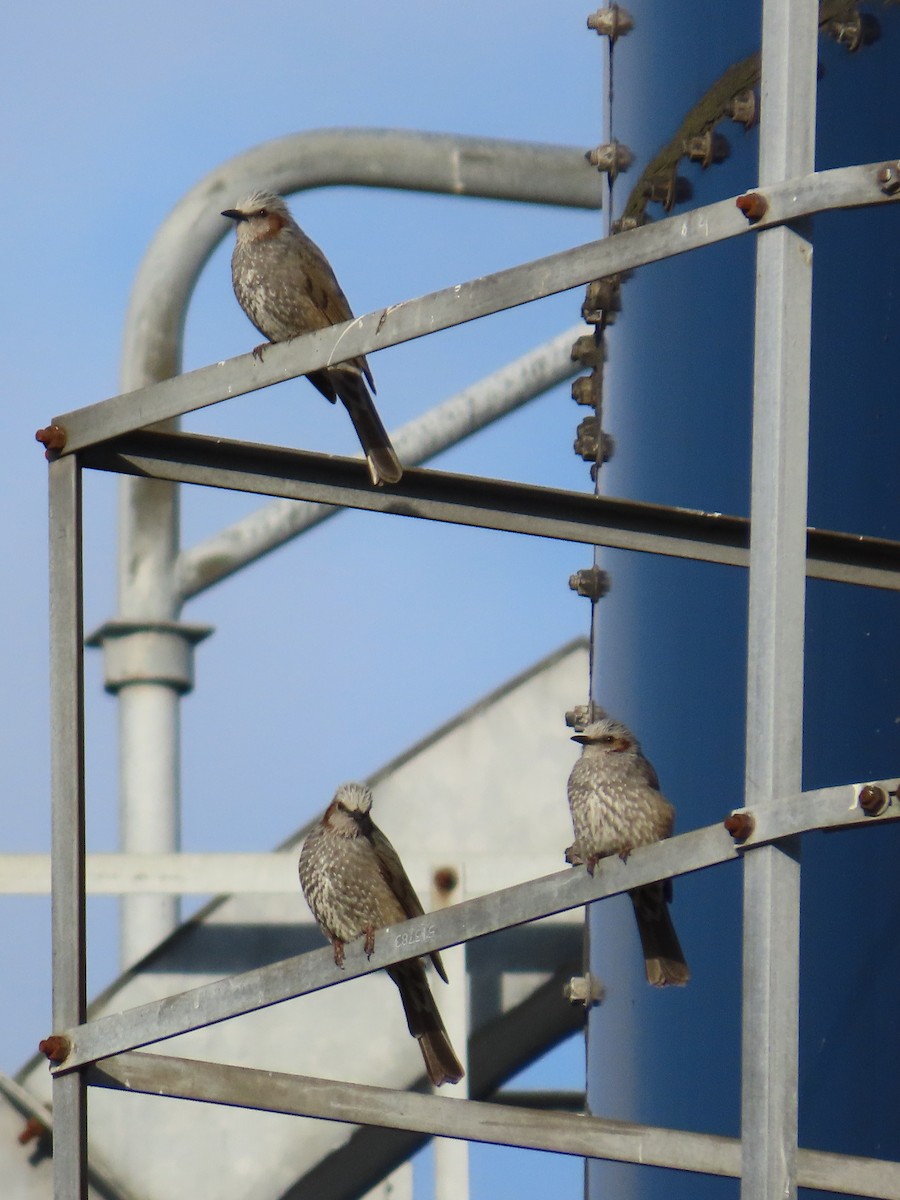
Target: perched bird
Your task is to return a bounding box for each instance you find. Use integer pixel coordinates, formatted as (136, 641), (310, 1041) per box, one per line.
(566, 712), (690, 987)
(298, 782), (464, 1087)
(222, 191), (402, 486)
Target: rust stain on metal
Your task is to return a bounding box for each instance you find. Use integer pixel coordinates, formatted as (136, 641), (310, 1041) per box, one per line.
(433, 867), (459, 895)
(724, 811), (755, 842)
(736, 193), (768, 224)
(18, 1116), (49, 1146)
(38, 1035), (70, 1063)
(35, 425), (67, 459)
(858, 784), (890, 816)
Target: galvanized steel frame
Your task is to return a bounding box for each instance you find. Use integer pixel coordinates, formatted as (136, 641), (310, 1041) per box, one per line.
(44, 106), (900, 1200)
(740, 3), (817, 1196)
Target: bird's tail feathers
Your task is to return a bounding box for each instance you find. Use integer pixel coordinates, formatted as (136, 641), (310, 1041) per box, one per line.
(388, 961), (465, 1087)
(418, 1029), (465, 1088)
(342, 394), (402, 485)
(630, 884), (690, 987)
(327, 366), (402, 485)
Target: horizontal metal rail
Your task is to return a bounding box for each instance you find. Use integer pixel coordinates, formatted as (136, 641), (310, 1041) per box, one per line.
(50, 163), (898, 454)
(79, 429), (900, 589)
(87, 1051), (900, 1198)
(50, 778), (897, 1074)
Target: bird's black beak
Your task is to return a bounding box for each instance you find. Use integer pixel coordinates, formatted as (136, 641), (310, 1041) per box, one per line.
(221, 208), (245, 222)
(571, 733), (589, 745)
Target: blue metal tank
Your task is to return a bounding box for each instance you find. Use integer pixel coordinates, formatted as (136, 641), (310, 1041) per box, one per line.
(587, 4), (900, 1196)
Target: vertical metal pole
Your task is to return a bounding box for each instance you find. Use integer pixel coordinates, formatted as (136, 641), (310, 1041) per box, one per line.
(432, 868), (469, 1200)
(49, 455), (88, 1200)
(741, 1), (817, 1197)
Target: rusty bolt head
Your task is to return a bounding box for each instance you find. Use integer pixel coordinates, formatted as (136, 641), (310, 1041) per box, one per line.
(724, 811), (755, 842)
(858, 785), (890, 816)
(586, 6), (634, 41)
(683, 131), (730, 169)
(566, 703), (602, 732)
(610, 215), (645, 234)
(35, 426), (67, 459)
(573, 418), (614, 464)
(571, 375), (600, 407)
(581, 277), (622, 324)
(825, 13), (880, 52)
(568, 566), (611, 602)
(570, 335), (605, 369)
(645, 171), (693, 212)
(736, 192), (769, 224)
(876, 163), (900, 196)
(39, 1035), (70, 1064)
(563, 972), (606, 1007)
(729, 89), (758, 129)
(433, 867), (459, 895)
(582, 305), (615, 327)
(585, 140), (634, 180)
(18, 1116), (50, 1146)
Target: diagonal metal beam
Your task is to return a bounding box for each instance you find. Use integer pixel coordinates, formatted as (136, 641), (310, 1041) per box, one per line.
(87, 1051), (900, 1198)
(55, 826), (735, 1075)
(78, 429), (900, 590)
(49, 778), (898, 1075)
(50, 164), (898, 454)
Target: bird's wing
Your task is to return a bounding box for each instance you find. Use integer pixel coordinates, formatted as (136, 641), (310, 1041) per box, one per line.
(639, 752), (661, 792)
(635, 753), (676, 840)
(295, 236), (376, 390)
(370, 826), (425, 920)
(370, 825), (449, 983)
(304, 248), (355, 326)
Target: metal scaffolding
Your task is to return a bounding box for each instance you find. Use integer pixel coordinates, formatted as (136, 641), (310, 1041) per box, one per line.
(39, 3), (900, 1198)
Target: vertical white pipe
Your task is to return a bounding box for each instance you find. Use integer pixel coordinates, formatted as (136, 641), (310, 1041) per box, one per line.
(116, 474), (181, 968)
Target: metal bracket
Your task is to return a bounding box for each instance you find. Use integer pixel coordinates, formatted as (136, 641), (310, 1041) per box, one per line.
(85, 620), (214, 694)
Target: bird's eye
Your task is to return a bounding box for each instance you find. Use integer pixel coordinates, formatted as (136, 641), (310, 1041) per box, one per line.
(256, 208), (268, 217)
(598, 735), (616, 744)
